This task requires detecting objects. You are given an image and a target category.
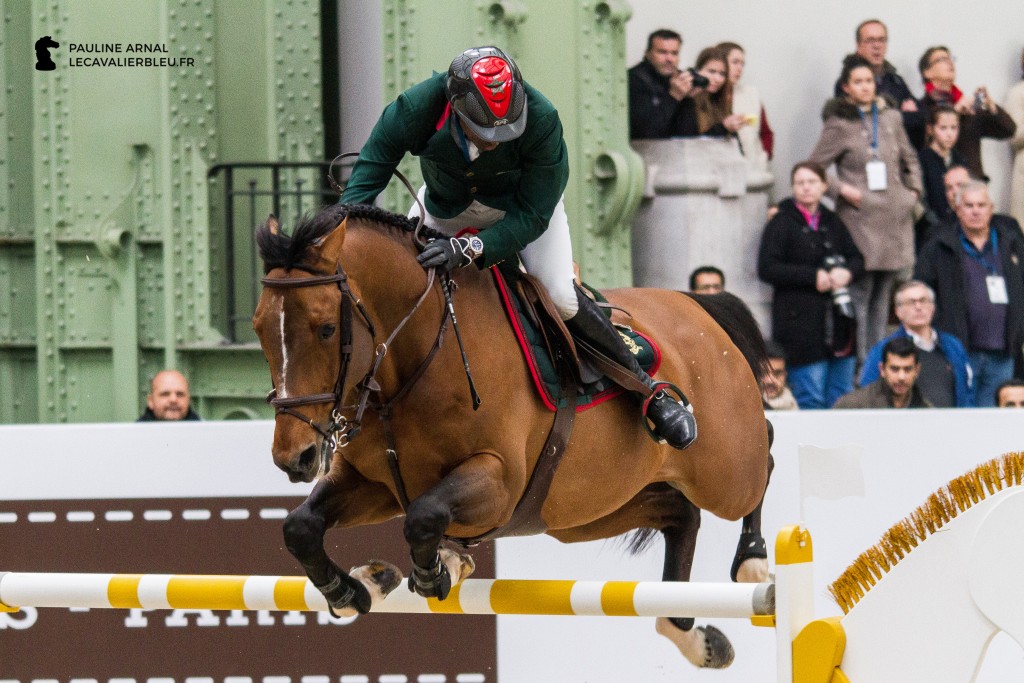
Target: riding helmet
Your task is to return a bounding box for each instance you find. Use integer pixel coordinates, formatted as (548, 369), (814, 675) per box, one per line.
(445, 46), (527, 143)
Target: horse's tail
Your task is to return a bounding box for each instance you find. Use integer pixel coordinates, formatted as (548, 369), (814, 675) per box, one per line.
(681, 291), (771, 385)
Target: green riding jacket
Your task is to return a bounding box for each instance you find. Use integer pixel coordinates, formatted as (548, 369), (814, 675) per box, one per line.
(341, 72), (569, 268)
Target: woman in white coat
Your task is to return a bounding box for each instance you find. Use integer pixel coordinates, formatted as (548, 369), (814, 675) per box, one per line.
(718, 41), (773, 173)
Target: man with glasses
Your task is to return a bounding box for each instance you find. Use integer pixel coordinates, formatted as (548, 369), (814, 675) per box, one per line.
(914, 46), (1016, 180)
(915, 182), (1024, 406)
(859, 280), (974, 407)
(832, 20), (922, 133)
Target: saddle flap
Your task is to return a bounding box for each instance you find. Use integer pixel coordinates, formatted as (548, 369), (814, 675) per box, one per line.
(513, 270), (582, 372)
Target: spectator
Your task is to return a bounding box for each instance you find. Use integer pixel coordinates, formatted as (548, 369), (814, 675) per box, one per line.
(1007, 48), (1024, 227)
(859, 280), (975, 407)
(718, 41), (773, 168)
(692, 47), (746, 137)
(917, 105), (967, 249)
(914, 182), (1024, 407)
(915, 46), (1016, 181)
(832, 20), (923, 134)
(834, 337), (932, 409)
(758, 161), (865, 409)
(627, 29), (696, 139)
(762, 341), (799, 410)
(995, 379), (1024, 407)
(689, 265), (725, 294)
(941, 165), (973, 224)
(812, 55), (923, 361)
(137, 370), (201, 422)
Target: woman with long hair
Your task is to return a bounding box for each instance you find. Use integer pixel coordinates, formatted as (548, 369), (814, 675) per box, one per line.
(691, 46), (746, 137)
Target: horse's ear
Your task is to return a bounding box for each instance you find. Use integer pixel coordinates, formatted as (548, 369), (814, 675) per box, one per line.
(266, 214), (280, 236)
(314, 216), (348, 256)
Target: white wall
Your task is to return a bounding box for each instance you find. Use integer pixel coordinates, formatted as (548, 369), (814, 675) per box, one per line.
(625, 1), (1023, 208)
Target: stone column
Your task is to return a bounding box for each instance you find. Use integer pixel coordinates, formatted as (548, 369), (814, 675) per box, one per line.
(630, 138), (774, 334)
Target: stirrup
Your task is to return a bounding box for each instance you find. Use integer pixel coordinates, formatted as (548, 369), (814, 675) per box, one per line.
(640, 381), (693, 446)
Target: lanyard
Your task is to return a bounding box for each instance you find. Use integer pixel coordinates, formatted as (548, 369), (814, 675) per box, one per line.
(958, 229), (1000, 275)
(857, 102), (879, 153)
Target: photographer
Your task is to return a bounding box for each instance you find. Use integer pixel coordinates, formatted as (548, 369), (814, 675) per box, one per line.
(691, 46), (747, 137)
(628, 29), (699, 139)
(758, 161), (865, 409)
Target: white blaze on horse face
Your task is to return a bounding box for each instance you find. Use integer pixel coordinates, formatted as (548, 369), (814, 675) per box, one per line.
(277, 294), (289, 399)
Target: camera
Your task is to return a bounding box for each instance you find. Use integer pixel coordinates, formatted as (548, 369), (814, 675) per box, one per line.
(686, 67), (710, 89)
(974, 90), (986, 113)
(822, 255), (854, 319)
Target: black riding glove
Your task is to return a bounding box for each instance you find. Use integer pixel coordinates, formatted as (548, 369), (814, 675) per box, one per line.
(416, 236), (482, 274)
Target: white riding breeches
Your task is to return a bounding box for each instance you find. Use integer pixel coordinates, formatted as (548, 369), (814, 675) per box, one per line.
(408, 186), (579, 319)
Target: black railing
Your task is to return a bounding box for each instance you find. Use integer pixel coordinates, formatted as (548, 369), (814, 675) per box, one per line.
(207, 160), (352, 342)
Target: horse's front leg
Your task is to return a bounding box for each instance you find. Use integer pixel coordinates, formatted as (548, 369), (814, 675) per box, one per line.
(283, 463), (403, 615)
(404, 453), (510, 599)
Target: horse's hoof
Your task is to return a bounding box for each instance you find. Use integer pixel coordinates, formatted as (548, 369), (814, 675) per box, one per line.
(439, 547), (475, 585)
(697, 625), (735, 669)
(345, 559), (404, 615)
(655, 617), (734, 670)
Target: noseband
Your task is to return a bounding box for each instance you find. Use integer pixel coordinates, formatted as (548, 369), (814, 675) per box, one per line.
(261, 262), (440, 479)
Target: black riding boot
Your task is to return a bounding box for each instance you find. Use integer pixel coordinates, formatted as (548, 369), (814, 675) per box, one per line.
(565, 289), (697, 449)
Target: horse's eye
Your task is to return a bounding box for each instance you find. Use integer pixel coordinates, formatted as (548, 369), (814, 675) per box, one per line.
(318, 323), (337, 340)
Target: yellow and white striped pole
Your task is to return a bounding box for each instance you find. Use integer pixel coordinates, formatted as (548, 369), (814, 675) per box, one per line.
(0, 572), (774, 619)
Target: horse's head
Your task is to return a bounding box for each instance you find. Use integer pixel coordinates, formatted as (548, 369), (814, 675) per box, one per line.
(253, 208), (358, 482)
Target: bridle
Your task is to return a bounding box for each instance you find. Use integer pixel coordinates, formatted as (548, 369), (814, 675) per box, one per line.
(260, 259), (442, 482)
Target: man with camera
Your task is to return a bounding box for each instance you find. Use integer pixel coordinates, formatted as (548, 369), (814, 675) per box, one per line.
(858, 281), (975, 407)
(628, 29), (702, 139)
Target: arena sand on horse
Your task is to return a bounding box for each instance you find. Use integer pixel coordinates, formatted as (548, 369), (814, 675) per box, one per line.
(252, 203), (774, 670)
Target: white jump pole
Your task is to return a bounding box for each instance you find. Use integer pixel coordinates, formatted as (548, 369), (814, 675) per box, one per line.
(0, 572), (773, 619)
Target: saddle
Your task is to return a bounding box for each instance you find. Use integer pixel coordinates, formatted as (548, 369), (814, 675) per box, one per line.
(452, 266), (660, 546)
(492, 264), (660, 411)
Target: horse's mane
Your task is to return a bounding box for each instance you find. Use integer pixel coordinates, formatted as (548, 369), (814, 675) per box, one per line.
(255, 203), (433, 273)
(829, 451), (1024, 614)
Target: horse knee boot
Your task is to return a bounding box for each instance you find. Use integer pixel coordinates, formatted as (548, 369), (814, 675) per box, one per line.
(566, 289), (696, 450)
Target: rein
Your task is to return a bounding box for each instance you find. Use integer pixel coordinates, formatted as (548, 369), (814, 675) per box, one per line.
(261, 260), (443, 483)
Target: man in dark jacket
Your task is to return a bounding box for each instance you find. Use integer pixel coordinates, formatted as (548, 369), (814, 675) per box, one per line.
(832, 20), (924, 135)
(627, 29), (697, 139)
(915, 182), (1024, 406)
(343, 46), (695, 448)
(835, 337), (931, 409)
(137, 370), (201, 422)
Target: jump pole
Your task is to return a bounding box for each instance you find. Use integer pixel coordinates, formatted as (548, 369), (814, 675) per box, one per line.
(0, 572), (773, 620)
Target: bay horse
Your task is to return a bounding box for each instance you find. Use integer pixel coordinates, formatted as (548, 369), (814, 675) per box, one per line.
(252, 203), (773, 669)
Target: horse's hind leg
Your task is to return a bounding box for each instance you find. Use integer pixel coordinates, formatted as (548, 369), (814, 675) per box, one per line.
(283, 465), (402, 614)
(731, 444), (775, 583)
(549, 484), (733, 670)
(404, 454), (510, 599)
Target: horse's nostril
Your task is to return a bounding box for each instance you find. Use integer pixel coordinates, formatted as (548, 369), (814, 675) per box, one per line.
(297, 444), (317, 472)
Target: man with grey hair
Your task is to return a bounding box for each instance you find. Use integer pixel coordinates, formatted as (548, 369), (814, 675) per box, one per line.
(915, 181), (1024, 406)
(859, 280), (974, 406)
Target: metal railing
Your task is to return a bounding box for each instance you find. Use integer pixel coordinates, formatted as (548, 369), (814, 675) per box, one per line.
(207, 160), (351, 342)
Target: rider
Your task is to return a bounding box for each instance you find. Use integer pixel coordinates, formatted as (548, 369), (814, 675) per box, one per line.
(342, 46), (697, 449)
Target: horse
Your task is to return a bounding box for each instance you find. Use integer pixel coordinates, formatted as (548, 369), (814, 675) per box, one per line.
(252, 203), (774, 669)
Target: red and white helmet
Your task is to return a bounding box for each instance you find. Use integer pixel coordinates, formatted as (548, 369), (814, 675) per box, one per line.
(445, 46), (527, 143)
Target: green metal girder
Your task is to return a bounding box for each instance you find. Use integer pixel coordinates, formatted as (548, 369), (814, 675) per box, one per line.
(5, 0), (320, 423)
